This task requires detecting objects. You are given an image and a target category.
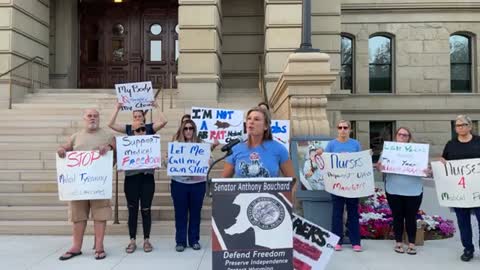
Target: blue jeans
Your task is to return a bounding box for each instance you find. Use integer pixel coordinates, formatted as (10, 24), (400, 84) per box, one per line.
(331, 194), (361, 246)
(171, 180), (206, 246)
(454, 207), (480, 252)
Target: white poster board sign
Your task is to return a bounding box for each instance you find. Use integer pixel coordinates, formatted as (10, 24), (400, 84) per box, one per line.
(56, 151), (113, 201)
(380, 141), (429, 177)
(293, 214), (339, 270)
(167, 142), (211, 176)
(432, 159), (480, 208)
(323, 150), (375, 198)
(115, 81), (154, 111)
(191, 107), (244, 144)
(116, 135), (161, 170)
(272, 120), (290, 152)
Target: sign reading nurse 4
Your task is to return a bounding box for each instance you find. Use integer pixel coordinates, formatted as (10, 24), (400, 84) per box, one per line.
(431, 159), (480, 208)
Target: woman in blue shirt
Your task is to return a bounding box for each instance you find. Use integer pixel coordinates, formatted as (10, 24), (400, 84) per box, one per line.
(377, 127), (427, 255)
(222, 107), (294, 179)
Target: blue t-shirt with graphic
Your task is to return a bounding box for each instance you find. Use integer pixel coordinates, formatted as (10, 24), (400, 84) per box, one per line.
(325, 138), (361, 153)
(226, 140), (289, 178)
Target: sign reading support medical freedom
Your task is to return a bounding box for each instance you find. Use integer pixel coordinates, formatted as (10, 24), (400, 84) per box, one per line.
(116, 135), (161, 171)
(115, 81), (154, 111)
(211, 178), (293, 270)
(380, 141), (429, 177)
(191, 107), (244, 144)
(272, 120), (290, 152)
(293, 214), (339, 270)
(431, 159), (480, 208)
(322, 150), (375, 198)
(167, 142), (211, 176)
(56, 151), (113, 201)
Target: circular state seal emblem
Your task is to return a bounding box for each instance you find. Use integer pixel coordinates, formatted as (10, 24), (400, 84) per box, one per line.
(247, 197), (285, 230)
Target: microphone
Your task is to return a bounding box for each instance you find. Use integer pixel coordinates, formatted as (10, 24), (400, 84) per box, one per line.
(221, 138), (241, 153)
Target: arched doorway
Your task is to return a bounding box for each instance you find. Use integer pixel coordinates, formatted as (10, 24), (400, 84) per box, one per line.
(79, 0), (178, 89)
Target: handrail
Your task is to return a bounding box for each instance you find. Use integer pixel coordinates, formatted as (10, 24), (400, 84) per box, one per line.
(258, 55), (268, 104)
(0, 56), (43, 78)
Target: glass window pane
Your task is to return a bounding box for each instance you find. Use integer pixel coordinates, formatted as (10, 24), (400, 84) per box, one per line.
(341, 36), (353, 65)
(369, 36), (391, 64)
(369, 64), (391, 93)
(175, 40), (179, 60)
(112, 40), (124, 61)
(370, 121), (394, 163)
(450, 35), (470, 64)
(341, 64), (352, 90)
(150, 40), (162, 61)
(150, 24), (162, 35)
(451, 64), (471, 92)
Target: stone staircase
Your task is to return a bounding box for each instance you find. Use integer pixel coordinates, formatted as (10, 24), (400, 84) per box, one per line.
(0, 87), (263, 235)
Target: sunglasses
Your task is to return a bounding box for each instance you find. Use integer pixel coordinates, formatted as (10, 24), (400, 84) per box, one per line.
(134, 127), (146, 133)
(337, 126), (349, 130)
(397, 133), (410, 137)
(455, 123), (469, 128)
(184, 126), (194, 131)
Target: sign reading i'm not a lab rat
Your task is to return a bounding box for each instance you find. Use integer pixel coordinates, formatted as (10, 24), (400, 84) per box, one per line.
(191, 107), (244, 144)
(115, 81), (154, 111)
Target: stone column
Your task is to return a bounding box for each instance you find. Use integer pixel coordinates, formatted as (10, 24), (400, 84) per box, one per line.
(269, 53), (337, 136)
(264, 0), (302, 100)
(177, 0), (222, 107)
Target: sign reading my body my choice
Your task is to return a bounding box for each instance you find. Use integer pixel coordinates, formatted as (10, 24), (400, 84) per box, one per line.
(116, 135), (161, 171)
(432, 159), (480, 208)
(191, 107), (244, 144)
(381, 141), (429, 177)
(56, 151), (113, 201)
(322, 150), (375, 198)
(167, 142), (211, 176)
(115, 81), (154, 111)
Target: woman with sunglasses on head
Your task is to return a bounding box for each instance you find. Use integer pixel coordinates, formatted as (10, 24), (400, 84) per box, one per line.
(376, 127), (428, 255)
(440, 115), (480, 262)
(170, 119), (215, 252)
(108, 101), (168, 135)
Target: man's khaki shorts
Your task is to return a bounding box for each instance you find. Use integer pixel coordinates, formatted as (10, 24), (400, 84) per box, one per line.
(68, 199), (112, 222)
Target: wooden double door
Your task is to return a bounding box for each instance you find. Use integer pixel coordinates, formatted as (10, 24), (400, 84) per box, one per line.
(79, 0), (178, 89)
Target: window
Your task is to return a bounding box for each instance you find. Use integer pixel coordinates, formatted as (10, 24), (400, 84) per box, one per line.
(369, 35), (392, 93)
(450, 120), (478, 138)
(341, 35), (354, 92)
(370, 121), (394, 162)
(450, 34), (472, 92)
(350, 121), (357, 139)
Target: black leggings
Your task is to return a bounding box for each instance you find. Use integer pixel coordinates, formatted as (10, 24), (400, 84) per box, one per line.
(386, 192), (423, 244)
(124, 173), (155, 240)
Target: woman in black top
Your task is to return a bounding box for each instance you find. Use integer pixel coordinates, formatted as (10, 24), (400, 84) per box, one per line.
(441, 115), (480, 262)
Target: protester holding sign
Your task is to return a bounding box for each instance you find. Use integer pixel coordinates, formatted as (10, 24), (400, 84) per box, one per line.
(377, 127), (429, 255)
(222, 107), (295, 179)
(440, 115), (480, 262)
(56, 109), (115, 261)
(321, 120), (363, 252)
(171, 114), (191, 140)
(108, 101), (168, 135)
(169, 119), (217, 252)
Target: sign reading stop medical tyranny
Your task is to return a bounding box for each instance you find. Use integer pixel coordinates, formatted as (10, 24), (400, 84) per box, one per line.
(56, 151), (113, 201)
(211, 178), (293, 270)
(116, 135), (161, 171)
(432, 159), (480, 208)
(322, 150), (375, 198)
(380, 141), (429, 177)
(115, 81), (154, 111)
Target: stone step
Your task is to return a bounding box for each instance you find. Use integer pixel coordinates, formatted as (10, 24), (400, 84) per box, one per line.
(0, 192), (212, 207)
(0, 220), (211, 235)
(0, 205), (211, 221)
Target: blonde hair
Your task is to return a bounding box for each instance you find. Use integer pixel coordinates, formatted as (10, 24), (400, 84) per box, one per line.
(337, 119), (351, 128)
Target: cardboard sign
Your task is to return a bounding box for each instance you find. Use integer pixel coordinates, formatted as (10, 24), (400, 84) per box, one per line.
(380, 141), (429, 177)
(167, 142), (211, 176)
(432, 159), (480, 208)
(323, 150), (375, 198)
(272, 120), (290, 152)
(191, 107), (244, 144)
(293, 214), (339, 270)
(212, 178), (293, 270)
(56, 151), (113, 201)
(116, 135), (161, 171)
(115, 81), (154, 111)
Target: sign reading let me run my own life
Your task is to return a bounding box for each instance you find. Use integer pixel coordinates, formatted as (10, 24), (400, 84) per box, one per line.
(116, 135), (161, 171)
(115, 81), (154, 111)
(191, 107), (244, 144)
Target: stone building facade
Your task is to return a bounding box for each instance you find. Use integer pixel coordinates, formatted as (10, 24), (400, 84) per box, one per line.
(1, 0), (480, 157)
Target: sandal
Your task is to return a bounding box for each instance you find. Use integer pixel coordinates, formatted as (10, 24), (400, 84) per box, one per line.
(143, 241), (153, 253)
(94, 250), (106, 260)
(126, 243), (137, 254)
(59, 251), (82, 261)
(394, 245), (405, 254)
(406, 247), (417, 255)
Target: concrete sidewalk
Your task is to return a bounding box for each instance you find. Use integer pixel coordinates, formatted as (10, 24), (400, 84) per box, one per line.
(1, 234), (479, 270)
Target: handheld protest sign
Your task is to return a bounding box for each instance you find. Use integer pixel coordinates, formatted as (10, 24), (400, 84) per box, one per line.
(167, 142), (211, 176)
(191, 107), (244, 144)
(380, 141), (429, 177)
(115, 81), (154, 111)
(116, 135), (161, 171)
